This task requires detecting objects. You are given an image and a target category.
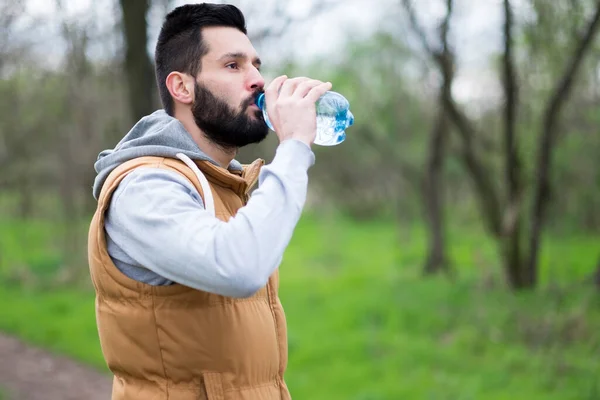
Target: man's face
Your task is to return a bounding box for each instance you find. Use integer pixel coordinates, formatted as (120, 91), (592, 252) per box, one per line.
(191, 26), (268, 149)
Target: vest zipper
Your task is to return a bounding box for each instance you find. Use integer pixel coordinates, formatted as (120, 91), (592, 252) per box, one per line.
(265, 278), (283, 394)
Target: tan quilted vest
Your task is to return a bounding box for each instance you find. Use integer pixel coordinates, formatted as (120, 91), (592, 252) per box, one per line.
(88, 156), (290, 400)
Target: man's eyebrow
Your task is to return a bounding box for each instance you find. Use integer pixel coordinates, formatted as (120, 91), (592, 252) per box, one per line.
(219, 52), (262, 66)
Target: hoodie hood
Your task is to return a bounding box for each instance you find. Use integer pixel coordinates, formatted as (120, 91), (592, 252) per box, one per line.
(92, 109), (243, 200)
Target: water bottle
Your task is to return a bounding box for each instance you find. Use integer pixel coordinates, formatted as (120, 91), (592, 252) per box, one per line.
(255, 91), (354, 146)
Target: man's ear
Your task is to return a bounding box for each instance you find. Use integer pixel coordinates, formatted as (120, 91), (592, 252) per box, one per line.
(165, 72), (195, 105)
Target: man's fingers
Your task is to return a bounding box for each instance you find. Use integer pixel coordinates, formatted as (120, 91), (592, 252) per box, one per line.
(264, 75), (288, 105)
(279, 77), (310, 98)
(292, 79), (325, 99)
(304, 82), (332, 103)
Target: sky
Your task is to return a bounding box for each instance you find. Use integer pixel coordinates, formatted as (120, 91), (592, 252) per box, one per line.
(18, 0), (520, 106)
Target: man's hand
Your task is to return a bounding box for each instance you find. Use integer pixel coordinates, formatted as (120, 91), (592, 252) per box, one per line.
(263, 76), (332, 147)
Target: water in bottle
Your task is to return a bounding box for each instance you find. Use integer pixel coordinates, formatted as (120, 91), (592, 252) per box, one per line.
(255, 91), (354, 146)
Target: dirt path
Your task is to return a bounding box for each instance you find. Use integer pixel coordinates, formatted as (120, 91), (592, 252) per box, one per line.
(0, 333), (112, 400)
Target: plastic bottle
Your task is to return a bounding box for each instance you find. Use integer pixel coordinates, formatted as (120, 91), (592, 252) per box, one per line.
(255, 91), (354, 146)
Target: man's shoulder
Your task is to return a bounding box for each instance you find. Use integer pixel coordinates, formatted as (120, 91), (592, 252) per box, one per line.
(110, 166), (202, 207)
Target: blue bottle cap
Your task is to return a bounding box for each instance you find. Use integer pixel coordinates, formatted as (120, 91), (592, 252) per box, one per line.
(256, 93), (265, 109)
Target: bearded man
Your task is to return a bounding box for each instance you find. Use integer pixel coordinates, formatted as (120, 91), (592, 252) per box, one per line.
(87, 3), (331, 399)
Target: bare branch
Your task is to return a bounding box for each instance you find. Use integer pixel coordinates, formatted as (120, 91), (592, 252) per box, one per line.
(250, 0), (342, 44)
(401, 0), (436, 56)
(441, 0), (453, 52)
(402, 0), (502, 236)
(0, 1), (28, 74)
(357, 130), (421, 185)
(502, 0), (521, 226)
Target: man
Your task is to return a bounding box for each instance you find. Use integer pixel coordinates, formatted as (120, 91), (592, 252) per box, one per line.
(88, 3), (331, 399)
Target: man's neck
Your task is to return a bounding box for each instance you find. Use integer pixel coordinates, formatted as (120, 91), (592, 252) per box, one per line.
(176, 112), (237, 169)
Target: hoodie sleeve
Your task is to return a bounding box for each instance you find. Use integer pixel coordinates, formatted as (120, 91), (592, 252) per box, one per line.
(104, 139), (314, 298)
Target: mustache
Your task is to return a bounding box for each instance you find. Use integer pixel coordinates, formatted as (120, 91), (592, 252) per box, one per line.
(243, 90), (264, 109)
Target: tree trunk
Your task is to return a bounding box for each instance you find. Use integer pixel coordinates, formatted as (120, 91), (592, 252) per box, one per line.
(120, 0), (155, 123)
(422, 0), (453, 276)
(527, 2), (600, 286)
(501, 0), (526, 289)
(422, 107), (450, 275)
(441, 97), (503, 237)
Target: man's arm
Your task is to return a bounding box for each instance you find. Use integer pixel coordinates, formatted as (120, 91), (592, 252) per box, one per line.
(105, 139), (314, 298)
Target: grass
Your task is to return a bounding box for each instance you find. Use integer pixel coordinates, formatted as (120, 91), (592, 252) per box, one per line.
(0, 213), (599, 399)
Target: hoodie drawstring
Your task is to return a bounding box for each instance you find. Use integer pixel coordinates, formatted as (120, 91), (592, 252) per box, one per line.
(176, 153), (216, 217)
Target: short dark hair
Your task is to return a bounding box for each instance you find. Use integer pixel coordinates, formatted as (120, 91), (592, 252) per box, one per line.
(155, 3), (247, 115)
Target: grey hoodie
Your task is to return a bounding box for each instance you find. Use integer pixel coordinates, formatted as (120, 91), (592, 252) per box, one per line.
(94, 110), (315, 297)
(93, 109), (243, 199)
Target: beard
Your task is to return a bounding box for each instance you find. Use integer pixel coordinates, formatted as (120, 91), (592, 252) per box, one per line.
(191, 82), (268, 150)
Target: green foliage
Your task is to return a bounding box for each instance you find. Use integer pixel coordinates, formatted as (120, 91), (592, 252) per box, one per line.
(270, 32), (437, 220)
(0, 216), (598, 399)
(2, 3), (599, 228)
(265, 22), (600, 230)
(512, 0), (600, 233)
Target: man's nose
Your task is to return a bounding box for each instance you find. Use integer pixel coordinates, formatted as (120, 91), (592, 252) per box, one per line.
(248, 66), (265, 91)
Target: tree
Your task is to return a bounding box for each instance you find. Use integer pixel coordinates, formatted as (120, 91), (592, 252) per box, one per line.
(402, 0), (600, 289)
(119, 0), (156, 124)
(408, 0), (454, 275)
(526, 1), (600, 285)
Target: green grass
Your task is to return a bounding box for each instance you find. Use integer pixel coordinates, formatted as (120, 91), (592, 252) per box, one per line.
(0, 214), (599, 399)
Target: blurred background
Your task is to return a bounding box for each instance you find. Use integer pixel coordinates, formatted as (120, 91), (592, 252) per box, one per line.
(0, 0), (599, 399)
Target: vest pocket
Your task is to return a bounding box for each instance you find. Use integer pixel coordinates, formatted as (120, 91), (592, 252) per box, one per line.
(202, 372), (224, 400)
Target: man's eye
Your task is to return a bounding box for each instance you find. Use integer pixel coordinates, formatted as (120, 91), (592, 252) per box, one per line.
(226, 63), (239, 69)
